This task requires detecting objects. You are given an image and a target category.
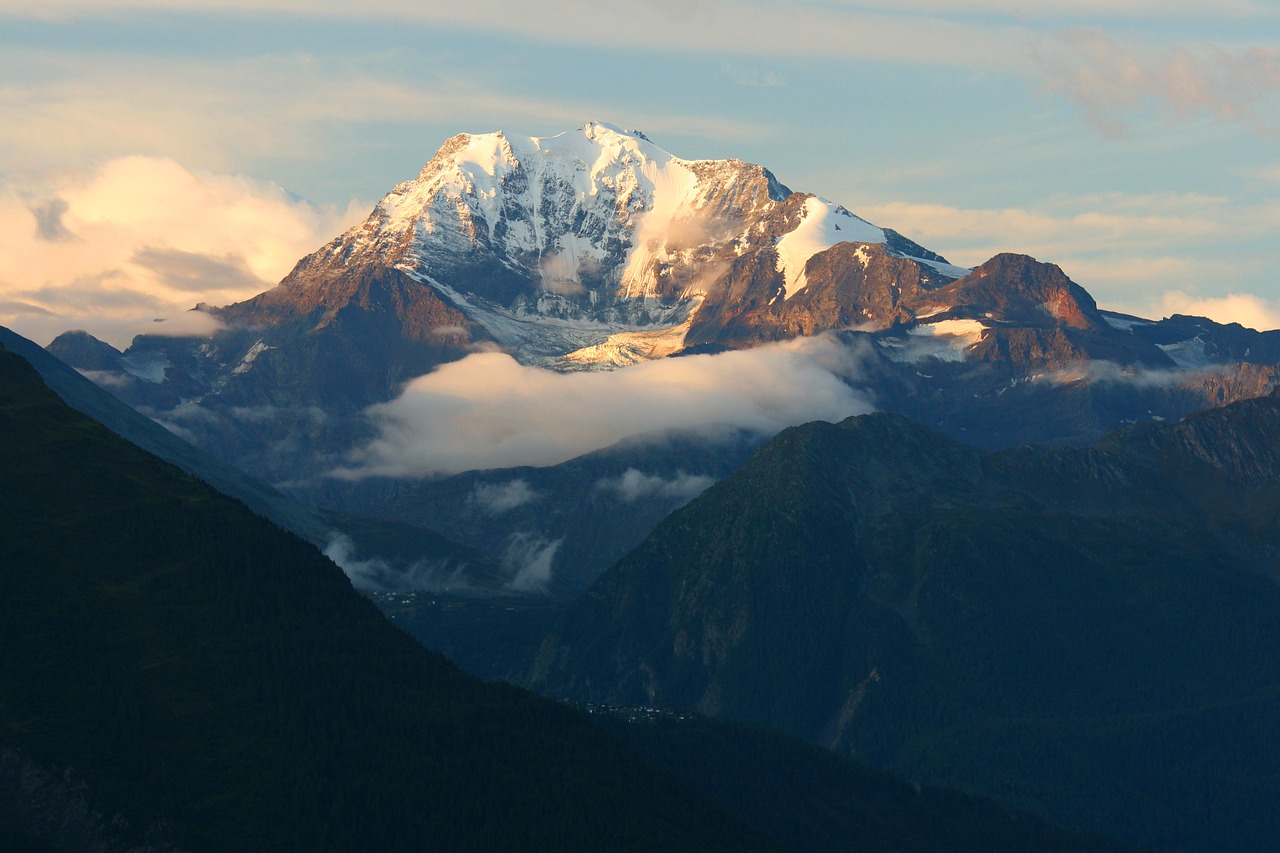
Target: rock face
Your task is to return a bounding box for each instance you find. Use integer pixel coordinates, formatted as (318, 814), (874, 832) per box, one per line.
(44, 123), (969, 484)
(209, 122), (967, 370)
(522, 390), (1280, 850)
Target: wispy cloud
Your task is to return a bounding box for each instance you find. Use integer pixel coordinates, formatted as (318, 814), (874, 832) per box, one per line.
(0, 47), (771, 185)
(503, 532), (560, 593)
(0, 2), (1027, 69)
(722, 64), (786, 88)
(595, 469), (715, 504)
(468, 480), (539, 515)
(860, 194), (1235, 263)
(1034, 29), (1280, 136)
(847, 187), (1280, 332)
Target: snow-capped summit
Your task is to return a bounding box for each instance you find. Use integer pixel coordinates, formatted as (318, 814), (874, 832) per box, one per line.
(49, 122), (1280, 504)
(293, 122), (966, 367)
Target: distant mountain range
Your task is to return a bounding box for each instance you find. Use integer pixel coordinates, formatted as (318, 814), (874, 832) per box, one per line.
(43, 123), (1280, 595)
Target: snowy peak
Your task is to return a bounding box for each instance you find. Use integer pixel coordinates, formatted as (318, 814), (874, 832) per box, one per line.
(271, 124), (977, 368)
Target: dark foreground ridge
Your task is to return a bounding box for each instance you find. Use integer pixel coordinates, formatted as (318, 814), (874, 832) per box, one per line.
(0, 340), (774, 852)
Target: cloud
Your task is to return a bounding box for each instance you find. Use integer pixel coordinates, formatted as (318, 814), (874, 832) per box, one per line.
(1035, 29), (1280, 135)
(503, 533), (560, 593)
(131, 247), (263, 294)
(31, 198), (76, 242)
(0, 45), (771, 190)
(0, 156), (365, 346)
(468, 480), (539, 515)
(334, 333), (875, 478)
(1157, 290), (1280, 332)
(860, 195), (1232, 266)
(0, 3), (1027, 72)
(722, 64), (787, 88)
(856, 192), (1280, 318)
(595, 469), (715, 504)
(75, 368), (133, 389)
(322, 531), (478, 592)
(1036, 360), (1185, 389)
(538, 252), (587, 296)
(323, 532), (393, 589)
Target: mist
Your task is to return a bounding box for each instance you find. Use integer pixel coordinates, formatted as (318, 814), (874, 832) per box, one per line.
(595, 469), (715, 504)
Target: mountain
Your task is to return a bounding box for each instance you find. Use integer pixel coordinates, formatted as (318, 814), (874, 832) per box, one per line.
(521, 392), (1280, 850)
(44, 124), (1280, 595)
(0, 339), (1128, 852)
(45, 123), (962, 479)
(0, 339), (781, 851)
(342, 427), (762, 597)
(591, 711), (1132, 853)
(1, 325), (496, 593)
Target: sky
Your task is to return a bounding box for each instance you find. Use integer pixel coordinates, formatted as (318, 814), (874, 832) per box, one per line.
(2, 0), (1280, 347)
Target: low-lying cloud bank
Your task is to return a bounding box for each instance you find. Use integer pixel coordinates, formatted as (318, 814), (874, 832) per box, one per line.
(334, 334), (875, 478)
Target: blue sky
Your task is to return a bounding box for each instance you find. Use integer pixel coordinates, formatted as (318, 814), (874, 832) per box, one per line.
(2, 1), (1279, 346)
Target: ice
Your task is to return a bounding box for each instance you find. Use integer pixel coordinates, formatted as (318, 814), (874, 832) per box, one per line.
(1157, 338), (1214, 369)
(878, 319), (988, 364)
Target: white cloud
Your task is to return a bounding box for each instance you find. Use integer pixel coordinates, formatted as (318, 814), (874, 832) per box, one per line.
(0, 47), (771, 194)
(322, 531), (479, 592)
(1157, 290), (1280, 332)
(595, 469), (716, 504)
(468, 480), (539, 515)
(0, 156), (365, 346)
(334, 334), (875, 478)
(503, 533), (560, 593)
(5, 0), (1274, 21)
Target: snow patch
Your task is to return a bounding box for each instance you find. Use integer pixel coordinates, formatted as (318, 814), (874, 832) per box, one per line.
(911, 257), (972, 279)
(878, 319), (988, 364)
(775, 197), (884, 299)
(231, 339), (272, 375)
(1102, 313), (1154, 331)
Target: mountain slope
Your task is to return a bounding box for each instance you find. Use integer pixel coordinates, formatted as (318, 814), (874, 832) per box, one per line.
(0, 341), (1128, 853)
(593, 712), (1132, 853)
(0, 342), (778, 852)
(354, 427), (763, 597)
(3, 324), (497, 592)
(524, 395), (1280, 850)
